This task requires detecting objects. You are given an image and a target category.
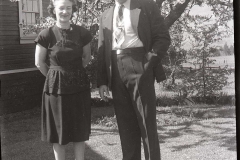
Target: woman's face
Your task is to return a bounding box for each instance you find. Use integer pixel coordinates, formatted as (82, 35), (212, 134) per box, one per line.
(54, 0), (73, 23)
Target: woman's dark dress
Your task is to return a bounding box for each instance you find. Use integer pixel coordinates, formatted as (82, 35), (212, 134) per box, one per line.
(35, 24), (92, 145)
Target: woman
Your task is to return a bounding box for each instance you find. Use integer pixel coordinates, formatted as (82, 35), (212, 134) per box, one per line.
(34, 0), (92, 159)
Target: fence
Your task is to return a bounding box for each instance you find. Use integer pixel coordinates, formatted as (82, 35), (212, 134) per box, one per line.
(180, 66), (234, 72)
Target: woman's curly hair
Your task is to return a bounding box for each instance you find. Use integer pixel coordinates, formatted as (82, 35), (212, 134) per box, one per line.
(47, 0), (78, 19)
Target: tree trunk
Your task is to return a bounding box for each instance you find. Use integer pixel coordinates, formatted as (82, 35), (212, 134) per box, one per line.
(156, 0), (192, 29)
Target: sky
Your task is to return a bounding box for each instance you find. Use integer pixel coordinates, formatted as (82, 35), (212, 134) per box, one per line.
(188, 4), (234, 47)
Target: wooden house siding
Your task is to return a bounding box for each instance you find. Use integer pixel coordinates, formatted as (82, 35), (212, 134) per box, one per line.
(0, 0), (49, 71)
(0, 70), (45, 115)
(0, 0), (49, 115)
(42, 0), (49, 16)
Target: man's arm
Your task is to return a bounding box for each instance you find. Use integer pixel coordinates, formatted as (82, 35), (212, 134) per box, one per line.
(97, 14), (110, 101)
(97, 15), (108, 87)
(149, 1), (171, 59)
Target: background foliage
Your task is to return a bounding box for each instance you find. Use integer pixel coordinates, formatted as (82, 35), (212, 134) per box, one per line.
(19, 0), (234, 102)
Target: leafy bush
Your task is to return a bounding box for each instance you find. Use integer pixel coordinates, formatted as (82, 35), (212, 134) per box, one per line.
(155, 94), (234, 107)
(191, 95), (235, 105)
(156, 95), (179, 107)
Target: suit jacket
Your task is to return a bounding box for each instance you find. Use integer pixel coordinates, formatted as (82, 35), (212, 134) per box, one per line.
(97, 0), (171, 88)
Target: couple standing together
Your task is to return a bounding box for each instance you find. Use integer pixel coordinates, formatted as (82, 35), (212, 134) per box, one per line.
(35, 0), (170, 159)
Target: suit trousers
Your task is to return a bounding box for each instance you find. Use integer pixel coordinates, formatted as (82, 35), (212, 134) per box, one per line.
(111, 50), (161, 160)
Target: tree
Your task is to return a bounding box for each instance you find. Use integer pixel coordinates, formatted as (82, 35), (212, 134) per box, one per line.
(212, 47), (221, 57)
(158, 0), (233, 101)
(229, 44), (234, 55)
(181, 30), (231, 102)
(223, 42), (231, 55)
(13, 0), (233, 99)
(164, 15), (232, 102)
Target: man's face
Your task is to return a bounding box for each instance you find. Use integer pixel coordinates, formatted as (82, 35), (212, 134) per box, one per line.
(115, 0), (127, 4)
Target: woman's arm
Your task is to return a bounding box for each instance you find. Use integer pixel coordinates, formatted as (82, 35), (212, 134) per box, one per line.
(82, 43), (91, 68)
(35, 44), (49, 76)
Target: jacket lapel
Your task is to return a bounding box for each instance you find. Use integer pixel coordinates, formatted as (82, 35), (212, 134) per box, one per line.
(102, 6), (115, 43)
(102, 0), (141, 42)
(130, 0), (141, 34)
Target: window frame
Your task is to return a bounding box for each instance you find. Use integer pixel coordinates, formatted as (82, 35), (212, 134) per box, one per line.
(18, 0), (43, 44)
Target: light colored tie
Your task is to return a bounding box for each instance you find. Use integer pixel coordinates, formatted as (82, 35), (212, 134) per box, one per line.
(115, 4), (125, 46)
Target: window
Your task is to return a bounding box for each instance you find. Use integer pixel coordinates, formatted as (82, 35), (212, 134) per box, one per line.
(18, 0), (43, 44)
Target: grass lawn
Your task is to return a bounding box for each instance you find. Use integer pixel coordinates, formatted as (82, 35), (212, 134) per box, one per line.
(1, 104), (236, 160)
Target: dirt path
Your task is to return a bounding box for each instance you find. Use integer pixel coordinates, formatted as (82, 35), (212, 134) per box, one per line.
(86, 118), (236, 160)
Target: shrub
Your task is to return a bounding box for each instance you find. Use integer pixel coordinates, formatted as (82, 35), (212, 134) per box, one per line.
(156, 95), (179, 107)
(191, 95), (235, 105)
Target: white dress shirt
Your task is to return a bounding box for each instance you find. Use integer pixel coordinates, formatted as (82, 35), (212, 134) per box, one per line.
(112, 0), (144, 50)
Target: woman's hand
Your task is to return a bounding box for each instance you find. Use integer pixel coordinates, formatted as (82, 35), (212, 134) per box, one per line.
(82, 43), (91, 68)
(35, 44), (49, 76)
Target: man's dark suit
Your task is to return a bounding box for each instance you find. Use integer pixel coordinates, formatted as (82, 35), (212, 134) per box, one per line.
(97, 0), (171, 159)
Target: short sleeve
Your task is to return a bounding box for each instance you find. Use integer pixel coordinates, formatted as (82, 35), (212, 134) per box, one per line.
(80, 26), (93, 46)
(34, 28), (50, 49)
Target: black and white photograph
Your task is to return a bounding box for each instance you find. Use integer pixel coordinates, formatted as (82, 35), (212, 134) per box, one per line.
(0, 0), (236, 159)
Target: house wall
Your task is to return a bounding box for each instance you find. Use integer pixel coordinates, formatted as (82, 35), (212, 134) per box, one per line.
(0, 0), (49, 71)
(0, 0), (49, 115)
(0, 1), (34, 71)
(0, 70), (45, 115)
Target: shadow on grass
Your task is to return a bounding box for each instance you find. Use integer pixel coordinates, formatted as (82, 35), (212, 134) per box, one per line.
(1, 105), (236, 159)
(90, 127), (119, 136)
(157, 118), (236, 152)
(220, 136), (237, 151)
(85, 144), (110, 160)
(0, 107), (115, 160)
(157, 122), (192, 142)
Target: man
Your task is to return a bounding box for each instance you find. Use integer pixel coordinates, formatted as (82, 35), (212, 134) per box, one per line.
(97, 0), (171, 159)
